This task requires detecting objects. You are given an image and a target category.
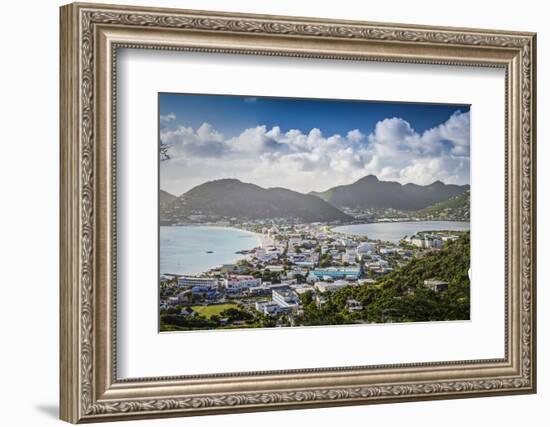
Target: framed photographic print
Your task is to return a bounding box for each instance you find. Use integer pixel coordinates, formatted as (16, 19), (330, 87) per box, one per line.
(60, 2), (537, 423)
(157, 93), (473, 332)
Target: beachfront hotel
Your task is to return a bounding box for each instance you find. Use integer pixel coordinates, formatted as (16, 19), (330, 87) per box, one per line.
(177, 276), (218, 288)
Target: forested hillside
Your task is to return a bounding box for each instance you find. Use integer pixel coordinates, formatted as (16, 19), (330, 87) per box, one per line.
(298, 232), (470, 325)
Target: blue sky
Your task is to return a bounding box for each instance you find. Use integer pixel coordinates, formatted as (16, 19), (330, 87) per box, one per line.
(159, 93), (469, 139)
(159, 93), (471, 195)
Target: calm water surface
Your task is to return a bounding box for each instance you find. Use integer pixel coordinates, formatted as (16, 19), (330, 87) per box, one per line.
(160, 226), (260, 275)
(333, 221), (470, 243)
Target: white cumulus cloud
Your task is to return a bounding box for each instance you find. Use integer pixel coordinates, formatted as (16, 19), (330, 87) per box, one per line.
(160, 112), (176, 122)
(160, 110), (470, 195)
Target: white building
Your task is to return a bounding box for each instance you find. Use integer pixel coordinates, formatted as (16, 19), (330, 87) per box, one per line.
(289, 253), (317, 267)
(254, 248), (278, 263)
(423, 279), (449, 292)
(255, 301), (288, 316)
(341, 249), (357, 264)
(177, 276), (218, 288)
(338, 238), (356, 248)
(222, 275), (261, 290)
(247, 286), (271, 296)
(411, 236), (425, 248)
(265, 265), (285, 272)
(314, 280), (349, 293)
(410, 234), (444, 249)
(293, 260), (316, 268)
(424, 235), (444, 248)
(441, 235), (459, 242)
(356, 242), (374, 254)
(290, 283), (315, 295)
(167, 296), (180, 305)
(272, 287), (300, 308)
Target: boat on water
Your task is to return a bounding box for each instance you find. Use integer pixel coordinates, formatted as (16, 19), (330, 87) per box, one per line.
(206, 250), (214, 254)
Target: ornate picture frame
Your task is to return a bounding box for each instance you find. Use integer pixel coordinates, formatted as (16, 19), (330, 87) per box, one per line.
(60, 2), (536, 423)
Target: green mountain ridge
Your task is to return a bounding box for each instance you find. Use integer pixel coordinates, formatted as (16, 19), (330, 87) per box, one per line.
(159, 189), (177, 206)
(161, 179), (353, 224)
(311, 175), (470, 210)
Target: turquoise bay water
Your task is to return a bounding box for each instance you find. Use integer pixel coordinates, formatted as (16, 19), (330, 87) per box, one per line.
(160, 226), (260, 276)
(333, 221), (470, 244)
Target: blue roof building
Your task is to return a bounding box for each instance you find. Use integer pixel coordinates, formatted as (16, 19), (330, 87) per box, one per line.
(308, 267), (361, 281)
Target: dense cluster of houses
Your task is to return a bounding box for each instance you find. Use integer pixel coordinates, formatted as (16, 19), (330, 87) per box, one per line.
(160, 223), (459, 317)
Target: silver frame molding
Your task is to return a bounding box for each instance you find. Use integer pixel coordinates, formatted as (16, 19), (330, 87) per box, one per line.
(60, 2), (537, 423)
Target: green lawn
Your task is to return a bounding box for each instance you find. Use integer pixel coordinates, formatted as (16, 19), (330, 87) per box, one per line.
(191, 303), (239, 318)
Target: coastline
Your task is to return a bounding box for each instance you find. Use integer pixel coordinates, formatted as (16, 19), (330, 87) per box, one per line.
(329, 219), (470, 232)
(160, 225), (262, 276)
(176, 223), (274, 248)
(330, 220), (471, 244)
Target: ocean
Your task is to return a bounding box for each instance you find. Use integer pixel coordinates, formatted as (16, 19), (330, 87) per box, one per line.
(159, 226), (261, 276)
(332, 221), (470, 243)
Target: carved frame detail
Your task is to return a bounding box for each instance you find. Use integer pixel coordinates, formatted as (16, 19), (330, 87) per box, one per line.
(60, 2), (536, 423)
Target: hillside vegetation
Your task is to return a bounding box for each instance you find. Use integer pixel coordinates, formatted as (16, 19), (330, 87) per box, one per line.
(416, 190), (470, 220)
(298, 232), (471, 325)
(160, 179), (352, 224)
(311, 175), (469, 210)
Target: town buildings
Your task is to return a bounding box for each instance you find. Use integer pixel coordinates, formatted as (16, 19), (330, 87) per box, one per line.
(160, 221), (464, 327)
